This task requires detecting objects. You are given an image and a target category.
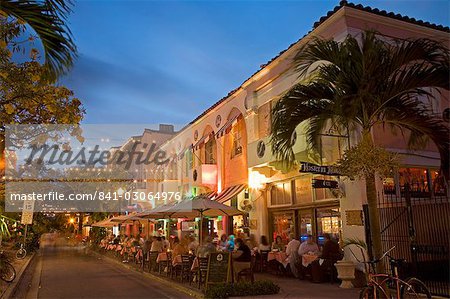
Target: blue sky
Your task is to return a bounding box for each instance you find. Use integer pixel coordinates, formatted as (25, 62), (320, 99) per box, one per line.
(61, 0), (449, 125)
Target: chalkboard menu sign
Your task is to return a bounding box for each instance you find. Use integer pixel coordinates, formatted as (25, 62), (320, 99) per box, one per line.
(206, 252), (231, 288)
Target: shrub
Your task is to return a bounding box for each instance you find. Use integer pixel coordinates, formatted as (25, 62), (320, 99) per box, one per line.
(205, 280), (280, 299)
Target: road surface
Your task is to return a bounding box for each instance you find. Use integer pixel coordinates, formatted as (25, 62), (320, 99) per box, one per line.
(11, 245), (192, 299)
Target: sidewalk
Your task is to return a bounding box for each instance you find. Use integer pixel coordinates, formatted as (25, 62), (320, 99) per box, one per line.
(245, 273), (360, 299)
(97, 249), (361, 298)
(0, 250), (35, 299)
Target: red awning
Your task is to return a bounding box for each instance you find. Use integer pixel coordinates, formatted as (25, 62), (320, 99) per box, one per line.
(215, 114), (241, 138)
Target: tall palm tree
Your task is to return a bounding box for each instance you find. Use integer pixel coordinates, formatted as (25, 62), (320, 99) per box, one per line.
(0, 0), (77, 80)
(271, 31), (449, 264)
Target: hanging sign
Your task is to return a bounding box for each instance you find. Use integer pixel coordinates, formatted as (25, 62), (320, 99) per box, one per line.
(312, 179), (338, 189)
(299, 162), (340, 176)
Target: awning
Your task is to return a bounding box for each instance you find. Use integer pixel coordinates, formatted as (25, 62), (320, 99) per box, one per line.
(199, 191), (217, 199)
(215, 114), (241, 138)
(214, 184), (246, 204)
(192, 132), (215, 150)
(177, 147), (191, 160)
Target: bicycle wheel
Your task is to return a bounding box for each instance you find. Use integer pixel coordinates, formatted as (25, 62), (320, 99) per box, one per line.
(401, 278), (432, 299)
(0, 261), (16, 282)
(16, 248), (27, 260)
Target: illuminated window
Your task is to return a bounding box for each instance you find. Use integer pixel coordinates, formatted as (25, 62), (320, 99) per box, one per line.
(231, 125), (242, 158)
(205, 139), (216, 164)
(270, 181), (292, 206)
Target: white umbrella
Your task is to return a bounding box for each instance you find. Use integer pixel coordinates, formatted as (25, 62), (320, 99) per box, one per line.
(167, 195), (245, 243)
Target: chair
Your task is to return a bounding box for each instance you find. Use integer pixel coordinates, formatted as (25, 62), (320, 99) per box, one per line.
(177, 255), (193, 283)
(148, 251), (159, 272)
(159, 251), (172, 275)
(259, 250), (270, 272)
(191, 257), (209, 289)
(237, 255), (256, 283)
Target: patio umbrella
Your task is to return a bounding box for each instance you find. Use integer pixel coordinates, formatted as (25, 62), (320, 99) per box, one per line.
(110, 213), (147, 224)
(92, 218), (117, 228)
(167, 195), (245, 244)
(136, 203), (177, 219)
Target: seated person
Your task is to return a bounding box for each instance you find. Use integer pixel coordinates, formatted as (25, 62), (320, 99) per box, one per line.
(271, 236), (284, 252)
(150, 236), (164, 252)
(286, 234), (301, 278)
(258, 235), (271, 252)
(233, 238), (252, 281)
(320, 234), (342, 261)
(172, 237), (188, 257)
(196, 237), (216, 258)
(310, 234), (343, 282)
(298, 235), (320, 279)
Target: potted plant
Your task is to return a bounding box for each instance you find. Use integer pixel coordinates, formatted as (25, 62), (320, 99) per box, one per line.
(334, 238), (367, 288)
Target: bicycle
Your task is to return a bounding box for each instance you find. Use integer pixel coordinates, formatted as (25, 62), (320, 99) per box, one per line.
(0, 251), (16, 282)
(16, 243), (27, 260)
(359, 246), (431, 299)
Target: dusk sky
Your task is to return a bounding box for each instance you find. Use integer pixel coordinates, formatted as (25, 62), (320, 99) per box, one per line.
(61, 0), (450, 125)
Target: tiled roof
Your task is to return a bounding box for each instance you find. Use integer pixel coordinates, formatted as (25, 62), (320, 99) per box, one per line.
(186, 1), (449, 130)
(333, 1), (449, 33)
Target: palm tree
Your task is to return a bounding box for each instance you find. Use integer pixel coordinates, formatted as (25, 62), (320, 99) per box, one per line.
(0, 0), (77, 80)
(271, 31), (449, 265)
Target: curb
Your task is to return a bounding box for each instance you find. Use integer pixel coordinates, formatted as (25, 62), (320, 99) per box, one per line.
(2, 252), (36, 299)
(90, 250), (204, 299)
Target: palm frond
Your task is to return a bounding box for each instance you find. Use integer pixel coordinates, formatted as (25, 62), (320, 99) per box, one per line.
(0, 0), (77, 81)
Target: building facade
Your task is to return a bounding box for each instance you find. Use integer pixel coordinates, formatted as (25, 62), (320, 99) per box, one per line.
(152, 2), (449, 246)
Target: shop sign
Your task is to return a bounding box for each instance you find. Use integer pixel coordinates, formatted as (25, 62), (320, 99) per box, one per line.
(299, 162), (340, 176)
(345, 210), (364, 226)
(312, 179), (338, 189)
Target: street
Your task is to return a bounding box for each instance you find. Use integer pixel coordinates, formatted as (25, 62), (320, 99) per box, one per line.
(11, 246), (192, 299)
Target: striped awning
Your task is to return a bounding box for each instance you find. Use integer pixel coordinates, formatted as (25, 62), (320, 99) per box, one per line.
(192, 132), (215, 150)
(214, 184), (246, 204)
(215, 114), (241, 138)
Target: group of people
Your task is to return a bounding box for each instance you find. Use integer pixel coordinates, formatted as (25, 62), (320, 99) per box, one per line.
(281, 233), (343, 280)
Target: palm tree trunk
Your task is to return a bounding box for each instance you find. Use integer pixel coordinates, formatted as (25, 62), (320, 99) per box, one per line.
(366, 174), (384, 273)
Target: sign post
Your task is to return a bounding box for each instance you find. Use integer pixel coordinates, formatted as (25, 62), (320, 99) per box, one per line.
(21, 200), (34, 247)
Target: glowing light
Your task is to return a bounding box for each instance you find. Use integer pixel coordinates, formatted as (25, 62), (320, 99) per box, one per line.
(69, 218), (75, 224)
(249, 171), (267, 190)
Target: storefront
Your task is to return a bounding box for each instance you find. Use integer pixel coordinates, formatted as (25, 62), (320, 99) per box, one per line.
(267, 174), (342, 245)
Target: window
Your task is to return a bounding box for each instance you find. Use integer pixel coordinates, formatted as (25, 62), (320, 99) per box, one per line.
(204, 139), (216, 164)
(270, 181), (292, 206)
(258, 102), (271, 138)
(314, 175), (339, 200)
(185, 150), (193, 177)
(231, 125), (242, 158)
(272, 212), (294, 244)
(294, 177), (313, 205)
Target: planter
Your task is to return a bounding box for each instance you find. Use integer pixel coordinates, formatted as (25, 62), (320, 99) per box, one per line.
(334, 260), (355, 288)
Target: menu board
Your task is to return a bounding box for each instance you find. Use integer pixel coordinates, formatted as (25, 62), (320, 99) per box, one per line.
(206, 252), (230, 288)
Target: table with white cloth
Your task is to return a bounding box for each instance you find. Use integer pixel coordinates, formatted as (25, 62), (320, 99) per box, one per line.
(156, 252), (182, 266)
(302, 253), (319, 267)
(267, 251), (289, 268)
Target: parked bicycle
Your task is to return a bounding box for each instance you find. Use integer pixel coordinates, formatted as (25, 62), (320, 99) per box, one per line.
(0, 251), (16, 282)
(359, 246), (431, 299)
(16, 243), (27, 260)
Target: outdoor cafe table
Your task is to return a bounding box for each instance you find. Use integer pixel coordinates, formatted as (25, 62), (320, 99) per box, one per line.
(302, 253), (319, 267)
(267, 251), (288, 268)
(156, 252), (182, 266)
